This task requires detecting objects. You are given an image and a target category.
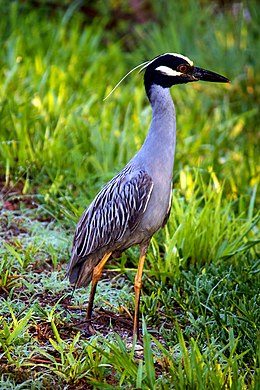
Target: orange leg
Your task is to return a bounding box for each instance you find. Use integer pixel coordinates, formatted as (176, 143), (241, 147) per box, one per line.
(86, 252), (112, 321)
(133, 244), (148, 339)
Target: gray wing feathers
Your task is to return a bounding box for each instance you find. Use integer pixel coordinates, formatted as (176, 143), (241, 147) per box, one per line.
(68, 167), (153, 272)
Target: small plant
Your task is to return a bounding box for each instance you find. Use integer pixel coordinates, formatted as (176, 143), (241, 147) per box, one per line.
(0, 302), (33, 365)
(30, 327), (110, 385)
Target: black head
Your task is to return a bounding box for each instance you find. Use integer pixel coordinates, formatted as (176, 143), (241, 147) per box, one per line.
(143, 53), (229, 98)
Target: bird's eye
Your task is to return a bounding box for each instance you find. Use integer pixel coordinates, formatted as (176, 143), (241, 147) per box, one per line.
(178, 64), (188, 73)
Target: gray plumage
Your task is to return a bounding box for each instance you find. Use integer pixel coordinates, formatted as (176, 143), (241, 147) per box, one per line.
(68, 85), (175, 288)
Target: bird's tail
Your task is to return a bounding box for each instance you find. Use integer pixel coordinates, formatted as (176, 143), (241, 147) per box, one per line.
(66, 252), (100, 288)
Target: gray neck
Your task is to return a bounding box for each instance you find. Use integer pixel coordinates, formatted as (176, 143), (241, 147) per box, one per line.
(134, 85), (176, 178)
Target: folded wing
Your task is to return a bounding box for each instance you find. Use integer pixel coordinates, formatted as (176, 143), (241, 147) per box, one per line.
(67, 166), (154, 279)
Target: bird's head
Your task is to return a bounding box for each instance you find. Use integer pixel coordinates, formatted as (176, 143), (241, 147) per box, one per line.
(104, 52), (229, 101)
(142, 53), (229, 97)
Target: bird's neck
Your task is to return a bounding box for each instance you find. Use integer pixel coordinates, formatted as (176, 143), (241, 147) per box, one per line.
(136, 85), (176, 176)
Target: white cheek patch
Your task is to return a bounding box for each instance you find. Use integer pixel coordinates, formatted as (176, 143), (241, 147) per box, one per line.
(155, 65), (183, 77)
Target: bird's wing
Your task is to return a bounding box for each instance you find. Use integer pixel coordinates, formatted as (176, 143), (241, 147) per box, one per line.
(70, 167), (153, 263)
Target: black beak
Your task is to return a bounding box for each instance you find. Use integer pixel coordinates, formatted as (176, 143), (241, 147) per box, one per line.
(192, 67), (230, 83)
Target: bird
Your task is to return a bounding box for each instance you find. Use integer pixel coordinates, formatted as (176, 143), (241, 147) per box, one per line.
(67, 53), (229, 338)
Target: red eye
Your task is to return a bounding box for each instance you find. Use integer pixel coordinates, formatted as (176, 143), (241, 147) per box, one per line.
(178, 64), (188, 73)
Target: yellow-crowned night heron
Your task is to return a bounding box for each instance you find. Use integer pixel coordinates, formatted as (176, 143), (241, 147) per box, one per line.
(67, 53), (229, 338)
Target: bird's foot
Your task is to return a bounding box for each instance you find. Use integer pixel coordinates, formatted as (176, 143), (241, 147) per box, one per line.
(85, 322), (96, 336)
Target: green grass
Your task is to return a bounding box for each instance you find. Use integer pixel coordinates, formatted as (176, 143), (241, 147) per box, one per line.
(0, 1), (259, 389)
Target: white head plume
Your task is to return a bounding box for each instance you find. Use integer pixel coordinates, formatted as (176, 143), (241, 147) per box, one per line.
(103, 60), (150, 101)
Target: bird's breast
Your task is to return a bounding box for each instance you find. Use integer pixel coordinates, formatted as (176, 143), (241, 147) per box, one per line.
(139, 176), (172, 235)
